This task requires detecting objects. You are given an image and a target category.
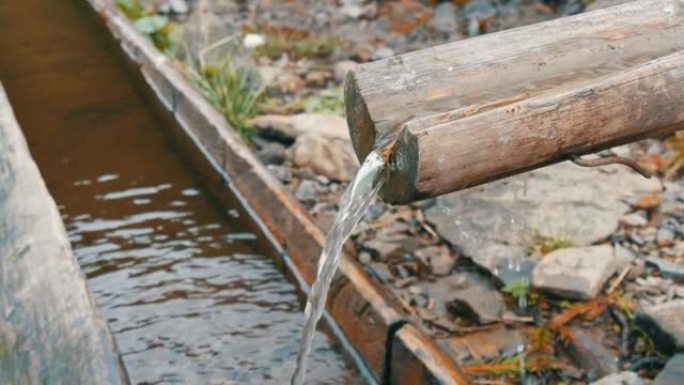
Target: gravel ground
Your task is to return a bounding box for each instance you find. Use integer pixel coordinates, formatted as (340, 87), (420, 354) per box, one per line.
(131, 0), (684, 383)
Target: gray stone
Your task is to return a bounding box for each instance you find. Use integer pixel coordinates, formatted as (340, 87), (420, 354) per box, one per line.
(358, 251), (372, 265)
(463, 0), (496, 36)
(532, 245), (616, 299)
(274, 73), (306, 93)
(169, 0), (189, 14)
(248, 114), (296, 141)
(426, 162), (660, 279)
(446, 324), (526, 363)
(636, 300), (684, 354)
(339, 0), (374, 19)
(589, 372), (643, 385)
(290, 133), (359, 182)
(369, 262), (393, 283)
(675, 286), (684, 299)
(619, 213), (648, 227)
(257, 65), (284, 86)
(645, 256), (684, 281)
(333, 60), (358, 83)
(362, 239), (404, 261)
(653, 354), (684, 385)
(305, 70), (332, 87)
(425, 272), (505, 324)
(294, 180), (318, 202)
(292, 113), (351, 140)
(414, 246), (455, 276)
(265, 164), (292, 183)
(256, 142), (286, 165)
(248, 113), (350, 141)
(567, 328), (620, 381)
(657, 227), (676, 247)
(373, 46), (396, 60)
(613, 244), (635, 274)
(432, 2), (458, 35)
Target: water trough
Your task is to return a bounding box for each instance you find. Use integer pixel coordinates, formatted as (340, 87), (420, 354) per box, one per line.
(75, 0), (469, 383)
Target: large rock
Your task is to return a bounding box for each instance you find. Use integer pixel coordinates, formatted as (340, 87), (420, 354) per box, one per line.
(653, 354), (684, 385)
(532, 245), (616, 299)
(636, 300), (684, 354)
(590, 372), (643, 385)
(425, 161), (661, 279)
(290, 133), (359, 182)
(248, 113), (350, 141)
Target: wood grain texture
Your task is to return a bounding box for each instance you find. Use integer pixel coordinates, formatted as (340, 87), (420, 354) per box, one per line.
(345, 0), (684, 203)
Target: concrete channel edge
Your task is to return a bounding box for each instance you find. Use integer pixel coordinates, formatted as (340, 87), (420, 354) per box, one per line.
(83, 1), (470, 383)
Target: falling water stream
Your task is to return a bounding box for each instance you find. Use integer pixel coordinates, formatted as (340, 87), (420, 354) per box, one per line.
(0, 1), (367, 383)
(292, 151), (387, 385)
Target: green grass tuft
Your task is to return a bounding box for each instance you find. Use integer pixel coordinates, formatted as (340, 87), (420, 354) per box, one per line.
(188, 58), (265, 142)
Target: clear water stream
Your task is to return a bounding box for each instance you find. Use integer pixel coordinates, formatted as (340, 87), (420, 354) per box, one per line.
(291, 151), (387, 385)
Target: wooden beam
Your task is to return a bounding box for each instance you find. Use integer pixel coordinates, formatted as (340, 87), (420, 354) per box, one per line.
(345, 0), (684, 203)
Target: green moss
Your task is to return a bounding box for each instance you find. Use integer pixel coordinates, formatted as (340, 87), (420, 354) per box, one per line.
(524, 233), (574, 255)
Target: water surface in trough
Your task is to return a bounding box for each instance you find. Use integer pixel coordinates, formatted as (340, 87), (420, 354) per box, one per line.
(0, 0), (363, 384)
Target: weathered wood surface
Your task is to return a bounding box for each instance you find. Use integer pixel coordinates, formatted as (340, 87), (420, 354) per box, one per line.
(345, 0), (684, 203)
(0, 84), (129, 384)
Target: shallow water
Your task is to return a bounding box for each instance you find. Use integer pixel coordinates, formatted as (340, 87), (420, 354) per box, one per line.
(0, 0), (363, 384)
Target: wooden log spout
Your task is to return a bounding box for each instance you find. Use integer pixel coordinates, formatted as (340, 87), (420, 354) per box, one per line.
(345, 0), (684, 203)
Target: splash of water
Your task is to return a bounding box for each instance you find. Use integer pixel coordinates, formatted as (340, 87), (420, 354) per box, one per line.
(291, 151), (387, 385)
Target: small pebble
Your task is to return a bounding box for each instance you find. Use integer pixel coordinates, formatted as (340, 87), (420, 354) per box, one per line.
(358, 251), (372, 264)
(620, 213), (648, 227)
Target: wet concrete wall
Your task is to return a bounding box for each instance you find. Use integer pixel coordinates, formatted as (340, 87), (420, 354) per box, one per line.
(0, 83), (129, 385)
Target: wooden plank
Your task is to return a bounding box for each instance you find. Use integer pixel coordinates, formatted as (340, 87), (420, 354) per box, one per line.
(345, 0), (684, 202)
(390, 324), (470, 385)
